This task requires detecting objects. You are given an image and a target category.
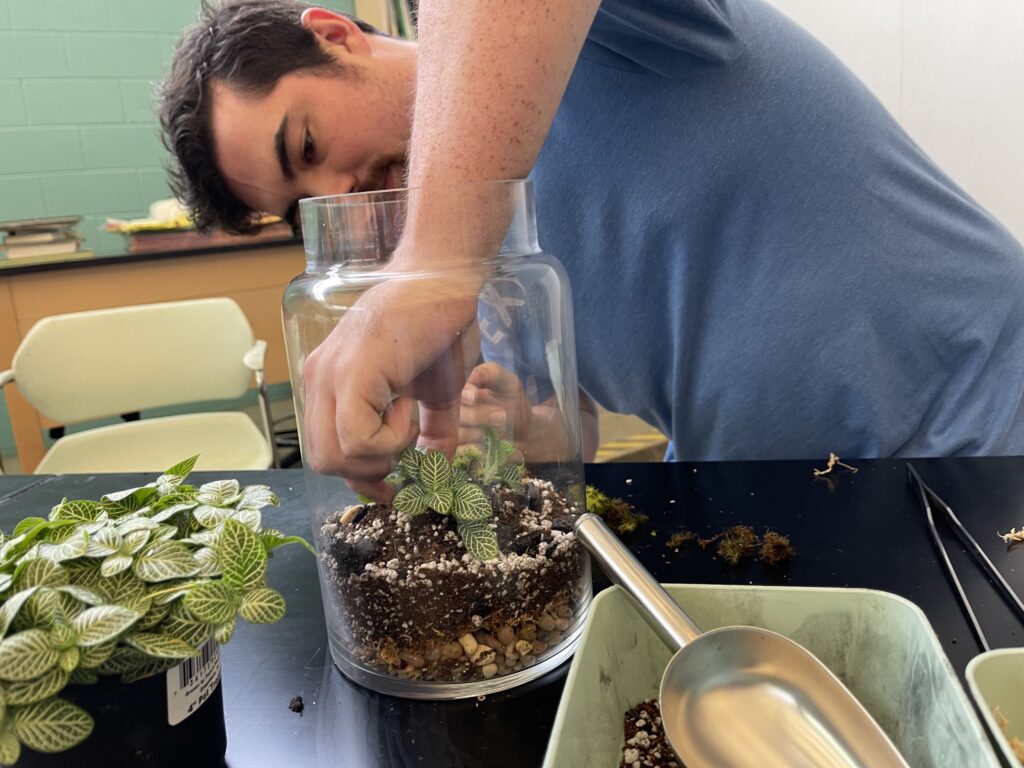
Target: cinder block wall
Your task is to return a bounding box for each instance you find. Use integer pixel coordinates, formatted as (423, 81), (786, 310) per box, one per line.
(0, 0), (355, 257)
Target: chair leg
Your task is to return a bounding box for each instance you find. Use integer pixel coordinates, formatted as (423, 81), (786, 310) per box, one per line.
(254, 370), (280, 469)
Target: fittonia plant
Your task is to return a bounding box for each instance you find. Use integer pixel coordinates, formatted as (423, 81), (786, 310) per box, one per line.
(0, 457), (312, 764)
(389, 428), (525, 561)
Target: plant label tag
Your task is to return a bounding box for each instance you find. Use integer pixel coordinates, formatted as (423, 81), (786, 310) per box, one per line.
(166, 639), (221, 726)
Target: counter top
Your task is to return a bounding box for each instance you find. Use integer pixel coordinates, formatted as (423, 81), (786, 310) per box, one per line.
(1, 458), (1020, 767)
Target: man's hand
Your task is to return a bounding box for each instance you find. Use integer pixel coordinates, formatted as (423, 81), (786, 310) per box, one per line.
(302, 273), (479, 501)
(459, 362), (533, 446)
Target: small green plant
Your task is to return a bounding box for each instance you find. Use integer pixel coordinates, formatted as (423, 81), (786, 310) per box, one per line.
(0, 456), (312, 764)
(390, 428), (525, 561)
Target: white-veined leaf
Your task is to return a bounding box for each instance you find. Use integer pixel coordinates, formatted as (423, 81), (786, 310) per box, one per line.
(239, 588), (285, 624)
(450, 483), (492, 521)
(100, 554), (133, 578)
(72, 605), (140, 647)
(183, 581), (239, 625)
(0, 719), (19, 766)
(13, 558), (67, 590)
(69, 668), (99, 685)
(218, 519), (266, 590)
(419, 450), (452, 492)
(149, 502), (196, 523)
(124, 632), (197, 659)
(77, 639), (116, 669)
(393, 484), (429, 516)
(3, 666), (70, 705)
(197, 480), (240, 506)
(132, 541), (199, 583)
(162, 615), (212, 648)
(58, 647), (79, 673)
(49, 500), (102, 523)
(232, 507), (262, 532)
(236, 485), (278, 510)
(162, 455), (199, 480)
(193, 504), (230, 529)
(0, 572), (11, 594)
(122, 529), (151, 555)
(0, 629), (60, 681)
(14, 697), (93, 753)
(193, 547), (222, 577)
(425, 489), (453, 514)
(0, 586), (39, 638)
(457, 520), (500, 561)
(399, 447), (424, 480)
(121, 657), (180, 684)
(213, 621), (235, 645)
(55, 584), (104, 606)
(86, 527), (122, 557)
(136, 601), (171, 631)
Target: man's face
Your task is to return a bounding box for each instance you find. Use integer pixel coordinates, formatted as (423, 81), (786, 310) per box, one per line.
(209, 15), (415, 224)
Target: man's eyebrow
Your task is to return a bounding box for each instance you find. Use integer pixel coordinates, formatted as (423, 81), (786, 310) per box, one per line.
(275, 113), (295, 182)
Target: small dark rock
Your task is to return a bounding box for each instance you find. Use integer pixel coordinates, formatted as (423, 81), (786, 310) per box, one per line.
(526, 483), (542, 511)
(494, 521), (517, 551)
(511, 530), (544, 556)
(289, 695), (304, 716)
(550, 515), (575, 533)
(332, 536), (381, 577)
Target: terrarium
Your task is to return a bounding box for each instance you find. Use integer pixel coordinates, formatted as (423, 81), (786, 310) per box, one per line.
(283, 180), (590, 698)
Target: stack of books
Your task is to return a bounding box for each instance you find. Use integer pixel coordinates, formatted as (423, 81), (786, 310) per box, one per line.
(1, 215), (84, 259)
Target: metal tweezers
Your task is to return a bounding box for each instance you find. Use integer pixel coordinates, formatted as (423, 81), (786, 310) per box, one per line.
(906, 463), (1024, 651)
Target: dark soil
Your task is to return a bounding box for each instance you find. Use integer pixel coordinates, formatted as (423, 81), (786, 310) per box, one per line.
(318, 477), (585, 682)
(620, 699), (679, 768)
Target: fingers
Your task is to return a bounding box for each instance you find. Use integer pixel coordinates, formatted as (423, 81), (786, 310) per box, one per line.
(418, 398), (461, 458)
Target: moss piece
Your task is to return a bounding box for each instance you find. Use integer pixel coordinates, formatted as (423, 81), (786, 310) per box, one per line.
(585, 485), (648, 535)
(665, 530), (697, 551)
(760, 529), (795, 565)
(716, 525), (759, 566)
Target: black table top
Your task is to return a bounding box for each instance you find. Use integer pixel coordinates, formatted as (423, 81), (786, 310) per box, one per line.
(2, 457), (1022, 768)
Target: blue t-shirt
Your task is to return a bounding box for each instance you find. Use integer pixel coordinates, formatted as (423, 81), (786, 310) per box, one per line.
(529, 0), (1024, 460)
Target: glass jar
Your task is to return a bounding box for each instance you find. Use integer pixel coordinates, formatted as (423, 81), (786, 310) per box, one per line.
(283, 180), (591, 699)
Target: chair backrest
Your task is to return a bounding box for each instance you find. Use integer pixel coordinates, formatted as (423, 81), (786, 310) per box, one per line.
(12, 298), (256, 424)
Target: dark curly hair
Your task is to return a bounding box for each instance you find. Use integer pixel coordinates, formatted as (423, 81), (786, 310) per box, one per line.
(158, 1), (378, 233)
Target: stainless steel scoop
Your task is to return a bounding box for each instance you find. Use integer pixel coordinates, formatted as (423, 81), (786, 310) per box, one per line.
(574, 513), (910, 768)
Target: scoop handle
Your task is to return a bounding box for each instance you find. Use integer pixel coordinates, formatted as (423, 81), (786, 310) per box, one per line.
(575, 513), (701, 651)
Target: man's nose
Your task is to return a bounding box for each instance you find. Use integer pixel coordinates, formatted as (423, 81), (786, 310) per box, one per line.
(304, 168), (359, 198)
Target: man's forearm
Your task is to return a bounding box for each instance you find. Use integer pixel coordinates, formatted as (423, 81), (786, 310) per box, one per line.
(402, 0), (602, 257)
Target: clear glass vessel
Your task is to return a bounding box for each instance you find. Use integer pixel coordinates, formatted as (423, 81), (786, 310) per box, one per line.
(282, 180), (591, 699)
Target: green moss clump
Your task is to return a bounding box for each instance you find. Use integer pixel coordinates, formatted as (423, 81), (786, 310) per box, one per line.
(665, 530), (697, 551)
(760, 529), (796, 565)
(716, 525), (759, 565)
(586, 485), (648, 534)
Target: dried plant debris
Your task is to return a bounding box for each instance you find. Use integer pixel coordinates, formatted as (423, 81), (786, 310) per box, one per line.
(760, 530), (795, 565)
(587, 486), (648, 534)
(716, 525), (759, 565)
(1000, 528), (1024, 544)
(812, 452), (859, 476)
(664, 530), (696, 550)
(993, 706), (1024, 763)
(666, 526), (795, 566)
(620, 699), (679, 768)
(289, 696), (304, 716)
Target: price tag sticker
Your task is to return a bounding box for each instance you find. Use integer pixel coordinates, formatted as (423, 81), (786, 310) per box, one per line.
(166, 639), (221, 726)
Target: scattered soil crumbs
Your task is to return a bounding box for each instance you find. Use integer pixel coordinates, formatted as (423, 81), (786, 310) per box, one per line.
(666, 525), (795, 566)
(319, 477), (585, 683)
(620, 699), (679, 768)
(994, 706), (1024, 763)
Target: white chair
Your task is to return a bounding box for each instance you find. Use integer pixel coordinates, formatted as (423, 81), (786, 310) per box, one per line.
(0, 298), (278, 474)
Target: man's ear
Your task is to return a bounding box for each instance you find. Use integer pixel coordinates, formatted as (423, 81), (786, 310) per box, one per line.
(300, 8), (371, 55)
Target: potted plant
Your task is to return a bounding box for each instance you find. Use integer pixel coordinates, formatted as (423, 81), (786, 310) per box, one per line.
(0, 457), (311, 766)
(316, 428), (589, 695)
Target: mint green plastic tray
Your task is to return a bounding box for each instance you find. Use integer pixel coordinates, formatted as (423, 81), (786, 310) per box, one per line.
(544, 584), (1000, 768)
(968, 648), (1024, 767)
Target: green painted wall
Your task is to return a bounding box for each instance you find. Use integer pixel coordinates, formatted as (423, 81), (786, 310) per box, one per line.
(0, 0), (356, 257)
(0, 0), (355, 460)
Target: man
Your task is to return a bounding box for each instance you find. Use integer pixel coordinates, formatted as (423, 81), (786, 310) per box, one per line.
(161, 0), (1024, 497)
